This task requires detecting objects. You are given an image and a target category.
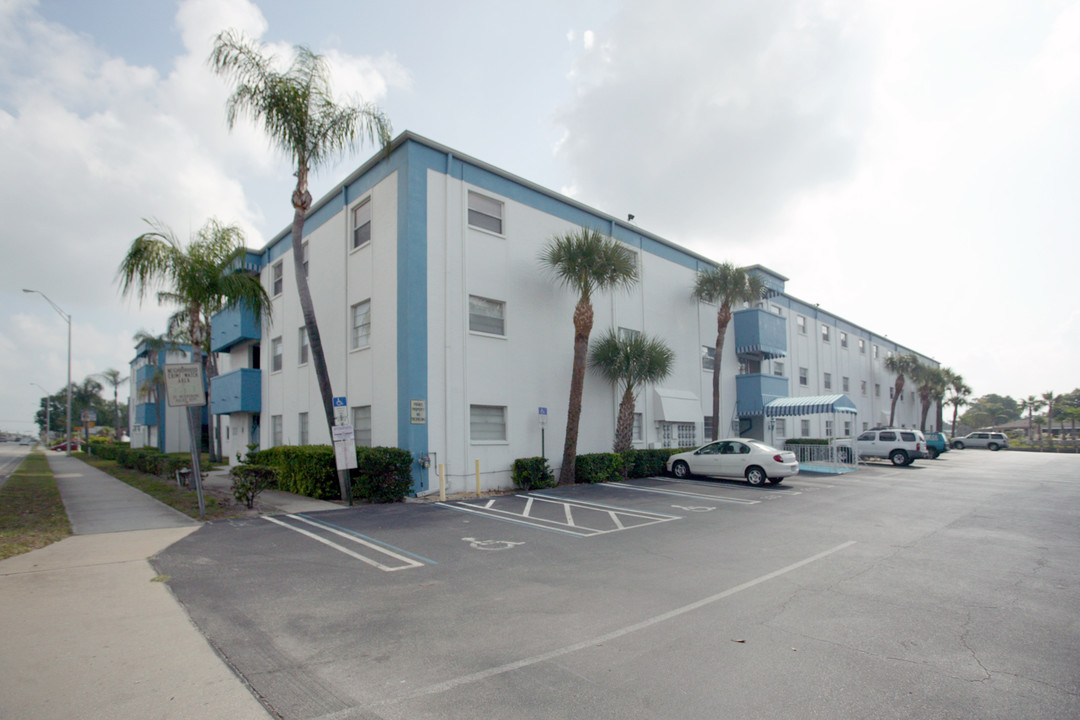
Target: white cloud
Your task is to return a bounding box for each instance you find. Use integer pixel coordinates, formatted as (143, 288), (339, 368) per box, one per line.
(583, 30), (595, 50)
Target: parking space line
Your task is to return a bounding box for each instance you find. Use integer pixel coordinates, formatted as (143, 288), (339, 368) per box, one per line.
(436, 502), (588, 537)
(293, 513), (437, 565)
(264, 515), (424, 571)
(525, 493), (683, 519)
(439, 493), (681, 537)
(605, 482), (761, 504)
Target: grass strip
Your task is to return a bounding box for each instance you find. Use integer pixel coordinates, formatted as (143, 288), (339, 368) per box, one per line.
(0, 452), (72, 560)
(76, 453), (239, 521)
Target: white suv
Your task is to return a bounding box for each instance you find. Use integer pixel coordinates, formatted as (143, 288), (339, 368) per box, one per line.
(951, 432), (1009, 451)
(855, 428), (927, 466)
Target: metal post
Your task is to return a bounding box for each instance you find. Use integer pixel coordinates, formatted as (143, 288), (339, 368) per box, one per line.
(186, 405), (205, 520)
(475, 458), (481, 497)
(438, 463), (446, 501)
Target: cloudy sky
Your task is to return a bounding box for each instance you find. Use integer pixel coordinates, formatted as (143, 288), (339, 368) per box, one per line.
(2, 0), (1077, 433)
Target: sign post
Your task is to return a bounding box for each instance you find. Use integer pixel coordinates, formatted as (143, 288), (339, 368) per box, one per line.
(165, 363), (207, 520)
(538, 407), (547, 458)
(332, 397), (353, 505)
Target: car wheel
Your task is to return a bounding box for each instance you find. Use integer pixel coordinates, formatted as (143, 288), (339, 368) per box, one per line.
(745, 466), (767, 486)
(988, 442), (999, 451)
(768, 477), (784, 485)
(671, 460), (691, 479)
(890, 450), (909, 466)
(928, 448), (939, 460)
(952, 441), (964, 449)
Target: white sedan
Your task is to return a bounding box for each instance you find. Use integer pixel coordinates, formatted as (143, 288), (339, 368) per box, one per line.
(666, 439), (799, 486)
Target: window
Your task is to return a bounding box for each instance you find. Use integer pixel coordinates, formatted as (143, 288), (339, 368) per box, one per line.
(271, 415), (282, 447)
(842, 376), (850, 392)
(771, 304), (784, 317)
(271, 336), (283, 372)
(298, 412), (309, 445)
(660, 422), (697, 448)
(800, 419), (810, 437)
(825, 420), (834, 437)
(677, 423), (696, 447)
(862, 422), (869, 432)
(859, 339), (866, 354)
(469, 295), (506, 335)
(352, 406), (372, 447)
(701, 346), (715, 372)
(797, 315), (806, 334)
(470, 404), (507, 442)
(799, 367), (808, 386)
(875, 383), (881, 397)
(618, 327), (640, 342)
(775, 418), (786, 436)
(351, 300), (371, 349)
(352, 199), (372, 250)
(887, 350), (894, 359)
(844, 421), (852, 436)
(821, 324), (831, 342)
(633, 413), (643, 442)
(301, 241), (309, 278)
(272, 261), (283, 295)
(298, 327), (309, 365)
(861, 380), (867, 395)
(468, 191), (503, 234)
(840, 331), (848, 348)
(873, 344), (879, 358)
(773, 361), (785, 377)
(824, 372), (832, 390)
(703, 415), (714, 441)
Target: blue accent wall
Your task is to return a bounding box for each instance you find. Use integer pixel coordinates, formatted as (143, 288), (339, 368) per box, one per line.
(209, 369), (263, 415)
(733, 308), (788, 358)
(210, 305), (261, 353)
(736, 374), (790, 417)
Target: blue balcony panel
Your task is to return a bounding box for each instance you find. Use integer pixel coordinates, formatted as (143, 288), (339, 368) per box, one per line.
(134, 403), (158, 426)
(736, 374), (790, 417)
(135, 363), (155, 388)
(210, 368), (262, 415)
(211, 305), (261, 353)
(733, 308), (787, 359)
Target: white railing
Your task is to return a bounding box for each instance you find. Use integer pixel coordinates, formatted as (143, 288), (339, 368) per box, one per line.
(783, 439), (858, 472)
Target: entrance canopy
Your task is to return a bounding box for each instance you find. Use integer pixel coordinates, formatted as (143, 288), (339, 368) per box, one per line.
(654, 388), (701, 422)
(764, 394), (857, 417)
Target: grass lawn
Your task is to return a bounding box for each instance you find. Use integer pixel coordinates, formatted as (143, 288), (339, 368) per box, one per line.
(0, 452), (72, 561)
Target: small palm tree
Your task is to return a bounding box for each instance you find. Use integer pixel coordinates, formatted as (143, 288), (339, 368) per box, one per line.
(1018, 395), (1046, 442)
(1041, 391), (1059, 447)
(944, 373), (972, 439)
(692, 263), (764, 441)
(210, 30), (391, 439)
(589, 329), (675, 453)
(914, 365), (948, 432)
(95, 368), (129, 441)
(541, 228), (638, 484)
(883, 353), (920, 427)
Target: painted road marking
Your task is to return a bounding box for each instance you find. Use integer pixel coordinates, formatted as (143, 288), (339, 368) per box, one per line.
(265, 514), (425, 571)
(439, 493), (680, 537)
(462, 537), (525, 551)
(606, 481), (762, 504)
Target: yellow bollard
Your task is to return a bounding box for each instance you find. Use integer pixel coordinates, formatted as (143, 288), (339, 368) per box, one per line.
(438, 463), (446, 502)
(475, 459), (481, 497)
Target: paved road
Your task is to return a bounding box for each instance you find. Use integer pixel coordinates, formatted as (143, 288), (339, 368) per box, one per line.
(0, 444), (30, 490)
(156, 451), (1080, 720)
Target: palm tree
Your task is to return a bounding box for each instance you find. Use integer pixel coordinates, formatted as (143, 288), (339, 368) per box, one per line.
(914, 365), (947, 432)
(541, 228), (638, 484)
(1041, 391), (1059, 447)
(1018, 395), (1046, 442)
(95, 368), (129, 441)
(883, 353), (920, 427)
(691, 263), (764, 441)
(1062, 406), (1080, 451)
(132, 330), (178, 451)
(117, 219), (271, 458)
(210, 30), (392, 439)
(589, 329), (675, 454)
(943, 372), (972, 439)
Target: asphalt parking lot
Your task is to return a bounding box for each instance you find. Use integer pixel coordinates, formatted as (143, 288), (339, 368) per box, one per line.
(155, 450), (1080, 720)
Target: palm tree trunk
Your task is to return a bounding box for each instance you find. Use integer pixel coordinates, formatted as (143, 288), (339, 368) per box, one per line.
(889, 378), (904, 426)
(613, 385), (636, 454)
(559, 297), (593, 485)
(712, 304), (732, 442)
(919, 398), (930, 431)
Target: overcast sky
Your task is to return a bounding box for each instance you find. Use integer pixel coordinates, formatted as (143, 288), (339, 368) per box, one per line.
(2, 0), (1077, 434)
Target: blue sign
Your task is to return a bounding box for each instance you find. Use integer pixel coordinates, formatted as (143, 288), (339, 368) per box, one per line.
(538, 407), (547, 415)
(333, 397), (347, 408)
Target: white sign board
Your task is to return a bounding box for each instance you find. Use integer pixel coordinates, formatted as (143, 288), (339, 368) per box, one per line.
(332, 424), (358, 471)
(410, 399), (426, 425)
(333, 396), (349, 426)
(538, 406), (548, 428)
(164, 364), (206, 407)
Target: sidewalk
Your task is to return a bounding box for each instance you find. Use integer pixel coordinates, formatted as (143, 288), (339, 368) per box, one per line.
(0, 453), (336, 720)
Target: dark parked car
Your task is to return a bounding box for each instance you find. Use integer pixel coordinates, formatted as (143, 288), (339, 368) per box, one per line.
(925, 432), (950, 459)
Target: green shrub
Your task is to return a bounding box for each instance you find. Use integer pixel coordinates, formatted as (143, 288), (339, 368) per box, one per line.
(512, 457), (556, 490)
(621, 448), (679, 478)
(248, 446), (340, 500)
(783, 438), (830, 446)
(574, 452), (627, 484)
(229, 464), (278, 509)
(352, 447), (414, 503)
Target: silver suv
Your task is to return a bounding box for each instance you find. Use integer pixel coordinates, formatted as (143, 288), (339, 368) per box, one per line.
(855, 428), (927, 466)
(951, 432), (1009, 451)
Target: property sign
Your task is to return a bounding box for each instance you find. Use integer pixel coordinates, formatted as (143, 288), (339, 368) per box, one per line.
(164, 364), (206, 407)
(80, 410), (98, 423)
(332, 424), (358, 471)
(333, 396), (349, 426)
(538, 407), (548, 428)
(410, 399), (426, 425)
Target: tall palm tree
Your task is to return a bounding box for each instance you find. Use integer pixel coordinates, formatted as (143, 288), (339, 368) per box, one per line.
(944, 372), (972, 439)
(883, 353), (920, 427)
(914, 365), (947, 432)
(210, 30), (392, 439)
(589, 329), (675, 454)
(1018, 395), (1046, 442)
(95, 368), (129, 441)
(541, 228), (638, 484)
(117, 219), (271, 457)
(1041, 391), (1059, 447)
(692, 264), (764, 441)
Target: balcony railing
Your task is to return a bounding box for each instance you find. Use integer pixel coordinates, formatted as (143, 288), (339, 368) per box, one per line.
(211, 305), (261, 353)
(210, 368), (262, 415)
(736, 373), (789, 417)
(134, 402), (158, 426)
(733, 308), (787, 359)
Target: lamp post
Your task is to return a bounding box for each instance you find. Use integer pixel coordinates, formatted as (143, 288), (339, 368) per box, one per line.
(23, 289), (72, 457)
(30, 382), (51, 446)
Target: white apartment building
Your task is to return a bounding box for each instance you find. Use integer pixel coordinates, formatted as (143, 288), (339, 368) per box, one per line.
(128, 341), (204, 454)
(207, 132), (939, 494)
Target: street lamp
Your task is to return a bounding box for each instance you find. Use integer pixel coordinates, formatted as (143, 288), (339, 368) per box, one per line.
(30, 382), (51, 446)
(23, 289), (72, 457)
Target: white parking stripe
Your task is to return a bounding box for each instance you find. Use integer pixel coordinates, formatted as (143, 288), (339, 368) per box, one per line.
(264, 515), (423, 571)
(605, 482), (760, 504)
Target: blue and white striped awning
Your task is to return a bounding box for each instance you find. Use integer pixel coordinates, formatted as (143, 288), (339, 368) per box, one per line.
(764, 394), (858, 417)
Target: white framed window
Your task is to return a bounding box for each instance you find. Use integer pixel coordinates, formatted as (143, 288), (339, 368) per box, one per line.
(352, 405), (372, 447)
(875, 383), (881, 397)
(677, 423), (696, 447)
(775, 418), (786, 436)
(842, 376), (850, 392)
(873, 344), (880, 358)
(887, 350), (894, 359)
(840, 331), (848, 348)
(298, 412), (309, 445)
(773, 361), (785, 377)
(844, 420), (852, 436)
(824, 372), (832, 390)
(821, 324), (831, 342)
(352, 199), (372, 250)
(861, 380), (867, 395)
(271, 414), (283, 447)
(351, 300), (371, 349)
(859, 339), (866, 354)
(468, 191), (503, 234)
(771, 304), (784, 317)
(618, 327), (641, 342)
(797, 315), (806, 334)
(301, 241), (309, 278)
(633, 413), (643, 442)
(271, 336), (283, 373)
(799, 367), (808, 386)
(272, 261), (283, 296)
(470, 404), (507, 442)
(801, 419), (810, 437)
(703, 415), (714, 441)
(825, 420), (834, 437)
(298, 327), (309, 365)
(469, 295), (506, 336)
(863, 422), (869, 431)
(701, 346), (715, 372)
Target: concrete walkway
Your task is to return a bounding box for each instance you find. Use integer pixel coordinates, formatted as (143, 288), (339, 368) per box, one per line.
(0, 453), (287, 720)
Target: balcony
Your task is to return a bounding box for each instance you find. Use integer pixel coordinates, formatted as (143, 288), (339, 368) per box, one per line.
(211, 305), (261, 353)
(733, 308), (787, 359)
(210, 368), (262, 415)
(736, 373), (790, 417)
(134, 402), (158, 426)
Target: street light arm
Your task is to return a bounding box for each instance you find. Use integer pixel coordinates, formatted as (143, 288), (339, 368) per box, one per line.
(23, 289), (73, 456)
(23, 289), (71, 323)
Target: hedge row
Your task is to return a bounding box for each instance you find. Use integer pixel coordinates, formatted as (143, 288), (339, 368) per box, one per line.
(89, 441), (190, 478)
(247, 445), (413, 503)
(511, 448), (682, 485)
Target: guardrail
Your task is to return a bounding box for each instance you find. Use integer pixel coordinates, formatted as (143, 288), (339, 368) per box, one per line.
(783, 439), (858, 473)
